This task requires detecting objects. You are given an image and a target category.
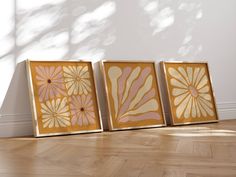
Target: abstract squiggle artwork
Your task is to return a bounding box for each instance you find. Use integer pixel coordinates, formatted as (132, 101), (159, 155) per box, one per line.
(102, 61), (166, 130)
(161, 62), (218, 125)
(27, 60), (102, 137)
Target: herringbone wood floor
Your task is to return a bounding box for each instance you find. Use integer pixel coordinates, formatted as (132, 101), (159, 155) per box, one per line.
(0, 120), (236, 177)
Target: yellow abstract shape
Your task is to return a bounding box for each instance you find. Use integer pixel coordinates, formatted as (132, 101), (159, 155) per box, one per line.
(108, 66), (122, 117)
(121, 99), (158, 118)
(128, 75), (153, 110)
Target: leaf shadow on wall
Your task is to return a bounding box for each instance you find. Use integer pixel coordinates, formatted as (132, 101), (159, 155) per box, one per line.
(0, 0), (204, 133)
(105, 0), (203, 60)
(15, 0), (116, 62)
(0, 0), (117, 133)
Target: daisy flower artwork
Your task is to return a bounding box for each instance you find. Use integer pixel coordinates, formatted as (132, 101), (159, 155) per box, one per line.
(161, 62), (218, 125)
(26, 60), (102, 137)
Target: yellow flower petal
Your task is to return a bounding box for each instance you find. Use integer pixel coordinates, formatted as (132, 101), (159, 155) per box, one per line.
(194, 68), (205, 87)
(178, 67), (190, 84)
(184, 97), (192, 118)
(168, 68), (188, 86)
(172, 88), (188, 97)
(198, 85), (209, 93)
(197, 75), (208, 89)
(191, 99), (197, 118)
(171, 78), (188, 89)
(174, 92), (189, 106)
(199, 93), (212, 101)
(176, 94), (191, 118)
(187, 67), (193, 84)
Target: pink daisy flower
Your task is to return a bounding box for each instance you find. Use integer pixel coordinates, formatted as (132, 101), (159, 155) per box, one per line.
(36, 66), (66, 102)
(69, 94), (96, 126)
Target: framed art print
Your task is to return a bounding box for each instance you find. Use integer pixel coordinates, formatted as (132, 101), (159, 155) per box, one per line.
(26, 60), (103, 137)
(161, 61), (219, 125)
(101, 60), (166, 131)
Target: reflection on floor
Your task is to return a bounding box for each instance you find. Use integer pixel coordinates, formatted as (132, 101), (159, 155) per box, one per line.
(0, 120), (236, 177)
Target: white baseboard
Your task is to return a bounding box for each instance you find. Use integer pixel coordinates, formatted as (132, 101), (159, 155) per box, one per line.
(217, 102), (236, 120)
(0, 113), (33, 137)
(0, 102), (236, 137)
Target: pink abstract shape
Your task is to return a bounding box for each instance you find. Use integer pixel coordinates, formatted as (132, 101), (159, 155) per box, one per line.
(134, 88), (156, 110)
(118, 67), (132, 104)
(118, 67), (151, 117)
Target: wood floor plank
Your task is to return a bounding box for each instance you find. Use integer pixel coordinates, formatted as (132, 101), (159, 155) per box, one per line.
(0, 120), (236, 177)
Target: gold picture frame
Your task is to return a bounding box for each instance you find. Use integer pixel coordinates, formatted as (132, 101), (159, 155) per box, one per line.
(161, 61), (219, 125)
(101, 60), (166, 131)
(26, 60), (103, 137)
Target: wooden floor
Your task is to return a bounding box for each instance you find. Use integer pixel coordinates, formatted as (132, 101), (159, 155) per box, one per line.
(0, 120), (236, 177)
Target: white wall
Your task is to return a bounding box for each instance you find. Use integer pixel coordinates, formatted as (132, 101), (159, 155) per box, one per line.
(0, 0), (236, 137)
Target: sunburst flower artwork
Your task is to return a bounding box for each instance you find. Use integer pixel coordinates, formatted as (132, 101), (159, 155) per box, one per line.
(26, 60), (102, 137)
(101, 61), (166, 130)
(63, 66), (91, 95)
(161, 61), (218, 125)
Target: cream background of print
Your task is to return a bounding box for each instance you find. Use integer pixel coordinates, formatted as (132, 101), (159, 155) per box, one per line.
(27, 60), (103, 137)
(101, 61), (166, 130)
(161, 62), (218, 125)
